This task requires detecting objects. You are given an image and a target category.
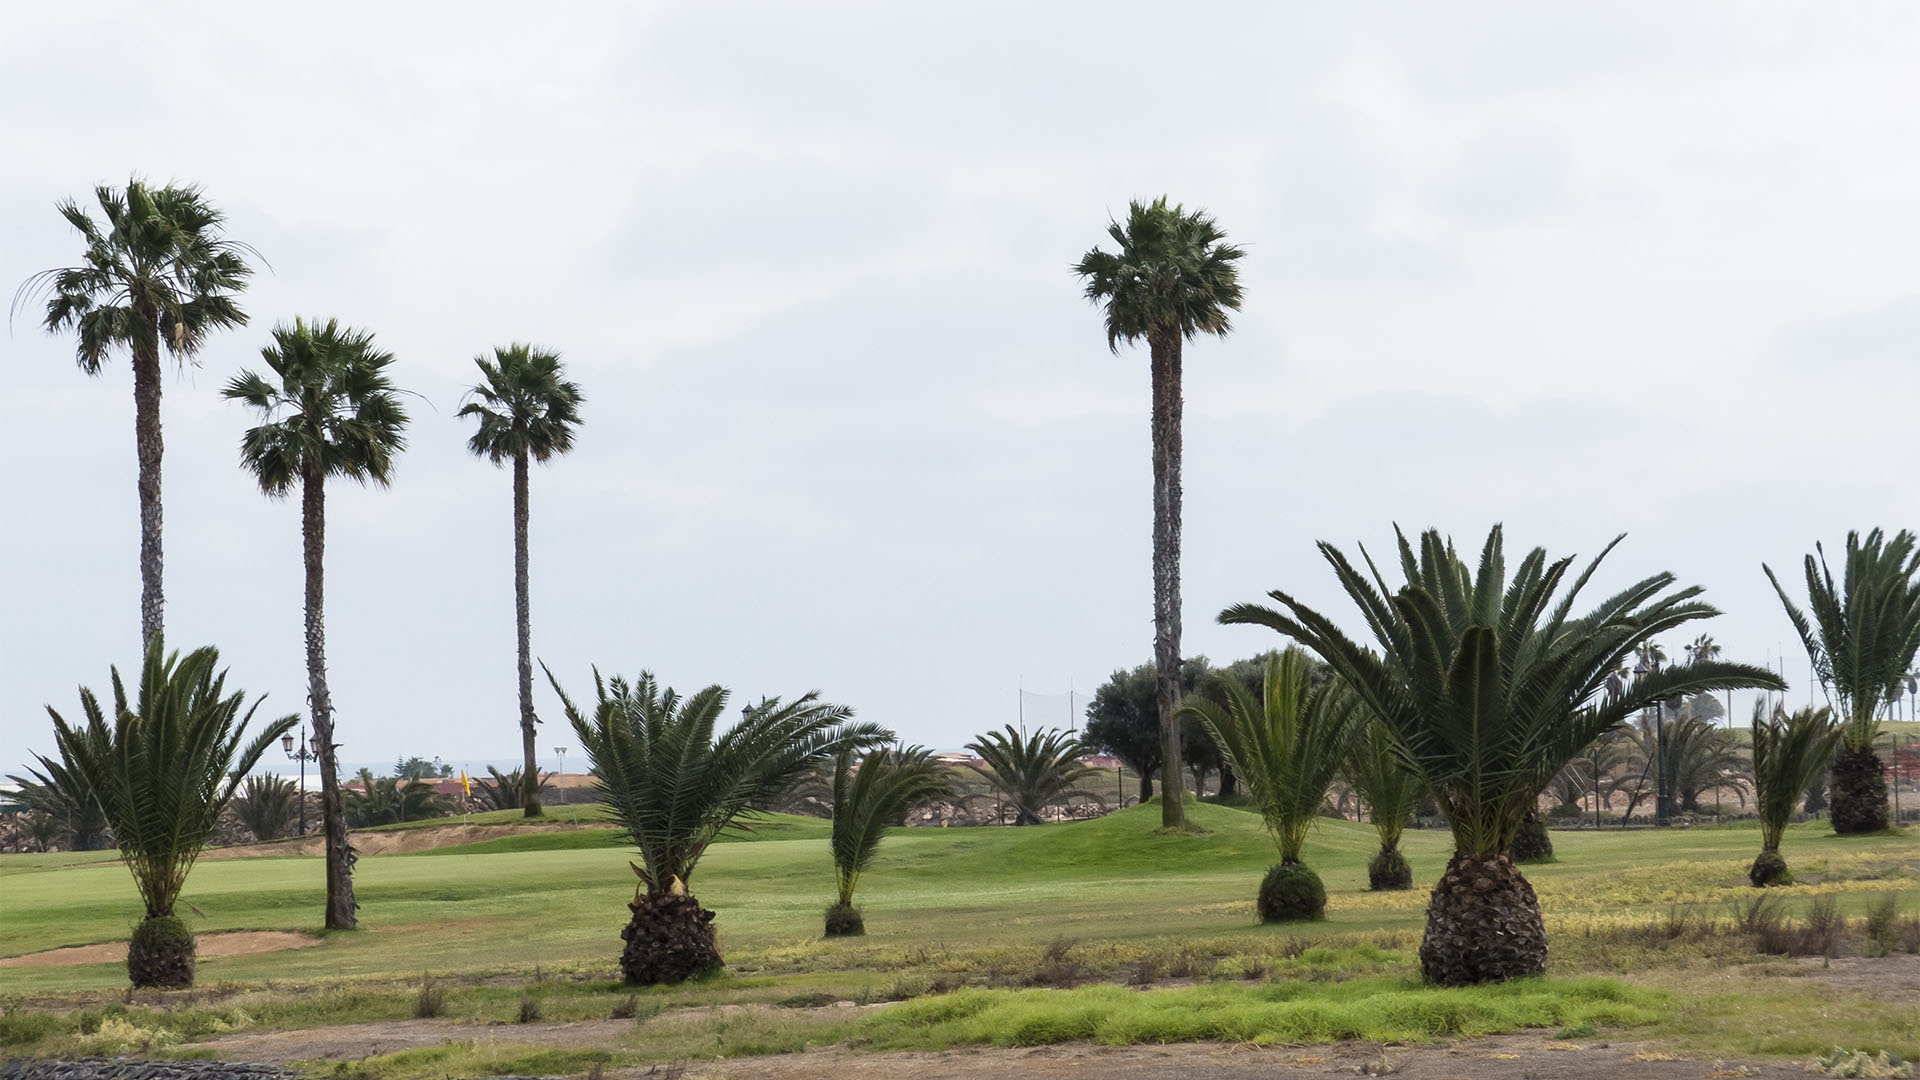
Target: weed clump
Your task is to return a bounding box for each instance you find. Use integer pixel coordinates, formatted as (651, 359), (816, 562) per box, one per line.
(413, 977), (446, 1019)
(516, 995), (543, 1023)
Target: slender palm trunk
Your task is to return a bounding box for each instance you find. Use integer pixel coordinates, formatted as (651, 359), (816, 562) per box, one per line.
(1149, 331), (1185, 828)
(132, 309), (164, 648)
(515, 449), (542, 816)
(303, 470), (357, 929)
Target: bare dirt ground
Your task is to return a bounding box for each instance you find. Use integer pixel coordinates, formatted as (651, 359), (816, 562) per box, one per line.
(0, 933), (322, 969)
(191, 1019), (1812, 1080)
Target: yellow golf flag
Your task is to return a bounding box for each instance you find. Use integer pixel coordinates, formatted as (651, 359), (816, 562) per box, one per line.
(460, 770), (471, 797)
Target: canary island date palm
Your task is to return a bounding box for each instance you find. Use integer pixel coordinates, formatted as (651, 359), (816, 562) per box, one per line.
(232, 774), (299, 842)
(825, 740), (952, 936)
(472, 766), (555, 812)
(549, 666), (880, 985)
(1749, 703), (1842, 886)
(1222, 525), (1785, 985)
(459, 344), (583, 818)
(17, 180), (256, 647)
(965, 725), (1098, 826)
(1074, 197), (1244, 829)
(1342, 710), (1425, 891)
(7, 757), (110, 852)
(1177, 649), (1359, 921)
(224, 318), (409, 930)
(1766, 529), (1920, 834)
(42, 637), (295, 987)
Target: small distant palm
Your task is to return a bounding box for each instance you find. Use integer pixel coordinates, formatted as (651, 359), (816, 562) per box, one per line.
(232, 775), (300, 842)
(473, 766), (555, 812)
(827, 740), (951, 932)
(1750, 703), (1842, 884)
(226, 317), (409, 930)
(965, 726), (1097, 826)
(459, 344), (583, 818)
(6, 760), (109, 852)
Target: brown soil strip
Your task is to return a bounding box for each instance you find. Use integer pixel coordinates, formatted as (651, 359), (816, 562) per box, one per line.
(0, 931), (322, 969)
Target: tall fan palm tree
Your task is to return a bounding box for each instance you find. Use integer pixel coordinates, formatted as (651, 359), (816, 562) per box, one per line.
(966, 726), (1098, 826)
(224, 318), (409, 930)
(41, 637), (295, 987)
(1343, 711), (1426, 891)
(1074, 197), (1244, 829)
(825, 740), (952, 936)
(17, 180), (257, 647)
(1749, 703), (1842, 886)
(1177, 649), (1359, 921)
(1222, 525), (1784, 985)
(1765, 529), (1920, 834)
(458, 344), (584, 818)
(549, 667), (880, 985)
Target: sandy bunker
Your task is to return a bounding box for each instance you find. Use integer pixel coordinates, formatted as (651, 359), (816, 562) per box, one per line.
(0, 930), (322, 968)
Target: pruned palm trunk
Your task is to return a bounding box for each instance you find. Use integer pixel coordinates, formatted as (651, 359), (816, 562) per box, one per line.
(304, 470), (357, 930)
(621, 888), (720, 986)
(1369, 837), (1412, 891)
(1421, 853), (1547, 986)
(1150, 332), (1185, 829)
(133, 309), (164, 649)
(1829, 746), (1889, 834)
(515, 448), (542, 817)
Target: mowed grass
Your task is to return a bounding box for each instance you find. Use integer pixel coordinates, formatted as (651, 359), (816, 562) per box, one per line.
(2, 801), (1917, 1073)
(3, 802), (1913, 993)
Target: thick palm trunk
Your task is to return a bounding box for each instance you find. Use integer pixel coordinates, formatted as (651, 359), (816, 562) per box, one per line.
(621, 890), (720, 985)
(1829, 745), (1889, 834)
(303, 471), (357, 930)
(1138, 768), (1153, 803)
(1420, 853), (1547, 985)
(1150, 332), (1185, 828)
(132, 310), (164, 648)
(514, 449), (542, 817)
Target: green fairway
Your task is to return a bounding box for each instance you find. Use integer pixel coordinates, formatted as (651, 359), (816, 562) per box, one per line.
(3, 802), (1913, 993)
(2, 802), (1917, 1074)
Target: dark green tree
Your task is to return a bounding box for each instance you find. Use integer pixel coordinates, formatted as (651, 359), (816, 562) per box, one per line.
(18, 180), (255, 647)
(459, 344), (584, 818)
(1222, 525), (1784, 984)
(225, 317), (410, 930)
(825, 740), (951, 936)
(1766, 529), (1920, 834)
(42, 638), (295, 987)
(5, 763), (109, 851)
(1074, 197), (1244, 829)
(550, 667), (879, 984)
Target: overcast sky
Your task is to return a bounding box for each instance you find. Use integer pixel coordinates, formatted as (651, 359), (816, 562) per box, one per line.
(4, 3), (1915, 777)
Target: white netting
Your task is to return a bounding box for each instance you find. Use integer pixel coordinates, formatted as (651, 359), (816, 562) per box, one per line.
(1016, 689), (1083, 732)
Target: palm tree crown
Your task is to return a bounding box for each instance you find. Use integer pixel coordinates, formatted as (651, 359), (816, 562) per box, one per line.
(1177, 649), (1357, 863)
(550, 667), (880, 894)
(830, 741), (951, 907)
(1222, 525), (1786, 855)
(1074, 197), (1245, 352)
(965, 726), (1097, 826)
(224, 318), (409, 492)
(43, 638), (295, 918)
(458, 344), (584, 464)
(19, 179), (255, 374)
(1765, 528), (1920, 748)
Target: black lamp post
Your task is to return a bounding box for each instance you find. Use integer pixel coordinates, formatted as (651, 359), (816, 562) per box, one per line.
(282, 727), (315, 836)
